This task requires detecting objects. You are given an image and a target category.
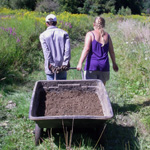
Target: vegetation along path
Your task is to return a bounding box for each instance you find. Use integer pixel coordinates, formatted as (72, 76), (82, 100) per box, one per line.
(0, 9), (150, 150)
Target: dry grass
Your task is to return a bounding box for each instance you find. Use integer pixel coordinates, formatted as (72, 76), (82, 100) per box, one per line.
(118, 19), (150, 44)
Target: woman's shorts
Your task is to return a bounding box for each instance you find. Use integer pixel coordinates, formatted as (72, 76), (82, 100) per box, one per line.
(84, 71), (110, 83)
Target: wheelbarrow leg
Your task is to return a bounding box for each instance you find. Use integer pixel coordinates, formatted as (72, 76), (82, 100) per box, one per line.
(35, 124), (43, 146)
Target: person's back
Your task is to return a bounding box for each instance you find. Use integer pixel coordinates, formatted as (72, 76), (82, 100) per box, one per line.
(40, 27), (70, 68)
(77, 16), (118, 85)
(84, 31), (110, 71)
(39, 14), (71, 80)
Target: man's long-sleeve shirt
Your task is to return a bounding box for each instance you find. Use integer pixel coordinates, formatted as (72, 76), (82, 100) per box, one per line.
(39, 26), (71, 74)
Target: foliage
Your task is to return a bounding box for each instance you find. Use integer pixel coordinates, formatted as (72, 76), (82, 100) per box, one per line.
(74, 0), (116, 15)
(0, 10), (45, 83)
(105, 0), (116, 14)
(0, 0), (149, 15)
(0, 0), (10, 8)
(142, 0), (150, 14)
(0, 8), (93, 82)
(117, 6), (132, 16)
(58, 0), (84, 13)
(35, 0), (60, 13)
(115, 0), (143, 14)
(10, 0), (36, 10)
(0, 9), (150, 149)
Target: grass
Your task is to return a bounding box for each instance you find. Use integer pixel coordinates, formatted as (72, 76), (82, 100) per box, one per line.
(0, 10), (150, 149)
(0, 42), (150, 149)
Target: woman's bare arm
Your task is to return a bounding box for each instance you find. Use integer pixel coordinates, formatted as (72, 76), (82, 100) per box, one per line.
(109, 36), (119, 72)
(77, 32), (92, 70)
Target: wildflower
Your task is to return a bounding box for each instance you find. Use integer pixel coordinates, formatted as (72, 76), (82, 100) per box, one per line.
(9, 27), (13, 34)
(13, 32), (16, 36)
(144, 51), (149, 54)
(16, 37), (20, 43)
(59, 21), (63, 24)
(132, 50), (137, 53)
(68, 23), (72, 28)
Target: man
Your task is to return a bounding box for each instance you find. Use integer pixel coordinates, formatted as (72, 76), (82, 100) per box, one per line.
(39, 14), (71, 80)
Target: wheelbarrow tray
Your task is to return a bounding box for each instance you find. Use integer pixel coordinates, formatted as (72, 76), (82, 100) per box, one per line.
(29, 79), (113, 129)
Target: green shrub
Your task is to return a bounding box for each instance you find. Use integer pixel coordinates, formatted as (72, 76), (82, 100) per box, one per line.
(0, 16), (44, 82)
(35, 0), (60, 13)
(117, 6), (132, 16)
(9, 0), (36, 10)
(0, 9), (94, 83)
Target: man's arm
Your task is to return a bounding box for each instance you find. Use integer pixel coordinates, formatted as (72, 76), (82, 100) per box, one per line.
(39, 34), (53, 66)
(63, 34), (71, 66)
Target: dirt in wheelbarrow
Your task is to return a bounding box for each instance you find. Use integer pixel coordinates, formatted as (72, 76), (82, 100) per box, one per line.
(37, 89), (104, 116)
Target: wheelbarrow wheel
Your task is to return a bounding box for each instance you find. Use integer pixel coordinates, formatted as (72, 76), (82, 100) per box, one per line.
(35, 124), (43, 146)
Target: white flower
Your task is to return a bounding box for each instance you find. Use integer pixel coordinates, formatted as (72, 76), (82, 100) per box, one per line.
(132, 50), (137, 53)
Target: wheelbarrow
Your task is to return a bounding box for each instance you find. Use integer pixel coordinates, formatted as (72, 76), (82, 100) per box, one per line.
(29, 69), (113, 145)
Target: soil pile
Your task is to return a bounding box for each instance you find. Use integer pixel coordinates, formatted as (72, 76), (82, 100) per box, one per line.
(37, 89), (104, 116)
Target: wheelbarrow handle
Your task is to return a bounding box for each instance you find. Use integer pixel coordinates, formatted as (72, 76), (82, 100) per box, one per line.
(69, 67), (76, 69)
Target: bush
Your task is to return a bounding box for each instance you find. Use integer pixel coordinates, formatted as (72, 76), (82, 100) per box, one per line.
(117, 6), (132, 16)
(35, 0), (59, 13)
(0, 8), (93, 82)
(0, 14), (44, 82)
(0, 0), (10, 8)
(0, 0), (36, 10)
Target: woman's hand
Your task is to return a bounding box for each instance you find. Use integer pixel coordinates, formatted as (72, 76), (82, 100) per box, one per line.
(76, 63), (82, 71)
(113, 63), (119, 72)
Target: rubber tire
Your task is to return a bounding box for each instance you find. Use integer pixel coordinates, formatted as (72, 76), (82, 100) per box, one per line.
(35, 124), (43, 146)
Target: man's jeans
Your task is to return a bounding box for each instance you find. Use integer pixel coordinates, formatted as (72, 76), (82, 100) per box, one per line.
(46, 71), (67, 80)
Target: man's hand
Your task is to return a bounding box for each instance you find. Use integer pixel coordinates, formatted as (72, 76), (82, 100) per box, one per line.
(49, 64), (56, 73)
(61, 62), (70, 71)
(49, 62), (70, 73)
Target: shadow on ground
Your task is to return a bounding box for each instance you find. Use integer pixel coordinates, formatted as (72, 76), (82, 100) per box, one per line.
(37, 121), (139, 150)
(33, 99), (146, 149)
(112, 100), (150, 115)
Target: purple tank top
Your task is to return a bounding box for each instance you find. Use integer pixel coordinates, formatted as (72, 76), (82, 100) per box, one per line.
(84, 32), (110, 71)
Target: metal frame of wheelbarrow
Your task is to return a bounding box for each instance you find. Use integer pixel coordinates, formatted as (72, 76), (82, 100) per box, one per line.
(29, 68), (113, 145)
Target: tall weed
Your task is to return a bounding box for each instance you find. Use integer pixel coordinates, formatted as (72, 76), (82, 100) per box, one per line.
(117, 19), (150, 96)
(0, 8), (93, 82)
(0, 15), (44, 82)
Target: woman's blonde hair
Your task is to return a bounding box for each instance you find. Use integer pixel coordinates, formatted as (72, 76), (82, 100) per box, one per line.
(94, 16), (105, 46)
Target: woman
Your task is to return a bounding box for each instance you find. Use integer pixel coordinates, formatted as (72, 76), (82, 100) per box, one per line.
(77, 16), (118, 85)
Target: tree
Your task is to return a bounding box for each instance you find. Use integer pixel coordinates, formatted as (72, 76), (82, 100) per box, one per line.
(35, 0), (59, 13)
(8, 0), (37, 10)
(81, 0), (116, 15)
(105, 0), (116, 14)
(115, 0), (143, 14)
(143, 0), (150, 14)
(0, 0), (10, 8)
(58, 0), (84, 13)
